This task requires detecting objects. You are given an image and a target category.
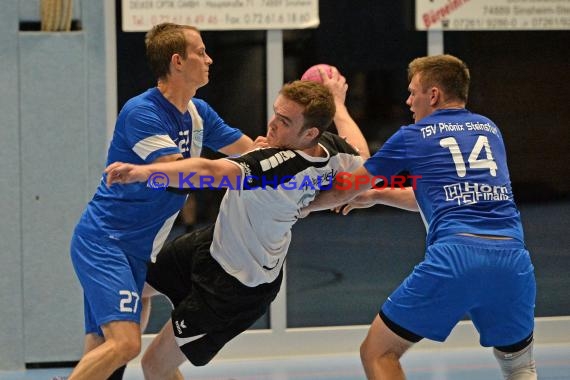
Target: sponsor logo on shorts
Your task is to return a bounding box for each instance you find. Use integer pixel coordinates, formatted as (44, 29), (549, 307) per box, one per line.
(175, 319), (187, 335)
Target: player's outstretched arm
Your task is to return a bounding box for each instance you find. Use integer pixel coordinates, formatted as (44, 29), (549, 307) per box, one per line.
(300, 165), (374, 217)
(105, 162), (152, 185)
(105, 158), (240, 188)
(338, 187), (419, 215)
(217, 134), (256, 156)
(320, 66), (370, 159)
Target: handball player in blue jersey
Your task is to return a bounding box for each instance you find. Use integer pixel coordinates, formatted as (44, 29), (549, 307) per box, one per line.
(67, 23), (254, 380)
(303, 55), (537, 380)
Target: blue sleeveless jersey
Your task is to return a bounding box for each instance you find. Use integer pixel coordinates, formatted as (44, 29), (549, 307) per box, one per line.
(364, 109), (524, 245)
(74, 88), (243, 260)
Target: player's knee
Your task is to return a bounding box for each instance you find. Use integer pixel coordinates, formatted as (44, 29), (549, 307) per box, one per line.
(141, 351), (160, 378)
(359, 338), (393, 366)
(493, 334), (537, 380)
(140, 348), (181, 378)
(360, 342), (403, 375)
(359, 336), (373, 363)
(112, 338), (142, 363)
(103, 321), (142, 363)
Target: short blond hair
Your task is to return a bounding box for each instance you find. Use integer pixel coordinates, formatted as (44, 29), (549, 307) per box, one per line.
(408, 54), (470, 102)
(145, 23), (200, 80)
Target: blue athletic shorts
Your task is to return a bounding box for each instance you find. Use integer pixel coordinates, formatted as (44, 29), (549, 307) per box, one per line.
(381, 235), (536, 347)
(70, 232), (148, 336)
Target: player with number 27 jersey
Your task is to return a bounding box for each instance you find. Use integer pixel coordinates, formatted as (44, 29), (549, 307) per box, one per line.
(72, 89), (243, 336)
(75, 90), (243, 262)
(364, 108), (523, 245)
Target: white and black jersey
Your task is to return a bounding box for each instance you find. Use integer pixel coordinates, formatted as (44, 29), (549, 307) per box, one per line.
(211, 132), (363, 287)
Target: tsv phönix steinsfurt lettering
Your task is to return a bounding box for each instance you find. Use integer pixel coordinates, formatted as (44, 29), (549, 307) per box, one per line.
(420, 122), (499, 138)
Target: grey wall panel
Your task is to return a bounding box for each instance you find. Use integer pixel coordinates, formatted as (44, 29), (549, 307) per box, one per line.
(0, 0), (24, 371)
(19, 32), (87, 363)
(83, 0), (113, 189)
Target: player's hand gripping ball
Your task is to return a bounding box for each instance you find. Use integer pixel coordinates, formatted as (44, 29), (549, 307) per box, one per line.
(301, 64), (334, 83)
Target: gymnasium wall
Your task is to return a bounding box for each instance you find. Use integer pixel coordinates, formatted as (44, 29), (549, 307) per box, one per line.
(0, 0), (111, 370)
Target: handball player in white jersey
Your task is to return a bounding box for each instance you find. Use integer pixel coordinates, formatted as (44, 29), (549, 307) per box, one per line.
(106, 75), (369, 379)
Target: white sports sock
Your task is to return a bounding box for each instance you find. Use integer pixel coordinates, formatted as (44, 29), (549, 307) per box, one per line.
(493, 341), (537, 380)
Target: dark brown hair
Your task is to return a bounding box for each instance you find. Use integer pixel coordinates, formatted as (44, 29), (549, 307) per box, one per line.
(279, 80), (336, 140)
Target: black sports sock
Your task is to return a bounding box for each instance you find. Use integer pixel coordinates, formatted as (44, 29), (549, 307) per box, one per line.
(107, 365), (126, 380)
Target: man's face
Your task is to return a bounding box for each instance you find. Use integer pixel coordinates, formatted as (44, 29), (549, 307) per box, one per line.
(266, 95), (310, 149)
(182, 30), (213, 89)
(406, 73), (433, 123)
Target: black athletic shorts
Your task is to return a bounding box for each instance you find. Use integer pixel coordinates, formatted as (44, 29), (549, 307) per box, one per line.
(146, 224), (283, 366)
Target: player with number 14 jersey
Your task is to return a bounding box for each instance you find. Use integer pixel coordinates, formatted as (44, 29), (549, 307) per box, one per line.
(364, 108), (523, 246)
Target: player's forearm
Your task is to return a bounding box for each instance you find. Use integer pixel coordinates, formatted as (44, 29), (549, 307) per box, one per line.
(305, 186), (361, 213)
(217, 134), (255, 156)
(306, 165), (375, 213)
(305, 170), (372, 213)
(334, 103), (370, 159)
(372, 187), (419, 212)
(147, 158), (234, 188)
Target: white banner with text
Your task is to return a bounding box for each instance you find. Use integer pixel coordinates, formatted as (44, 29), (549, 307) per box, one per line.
(416, 0), (570, 30)
(122, 0), (319, 31)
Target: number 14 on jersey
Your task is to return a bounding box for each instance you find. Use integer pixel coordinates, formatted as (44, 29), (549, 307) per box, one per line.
(440, 135), (498, 178)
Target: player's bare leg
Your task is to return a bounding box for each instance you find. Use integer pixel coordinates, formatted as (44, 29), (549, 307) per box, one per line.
(103, 284), (158, 380)
(360, 314), (413, 380)
(140, 282), (162, 333)
(141, 319), (185, 380)
(83, 332), (105, 355)
(68, 321), (141, 380)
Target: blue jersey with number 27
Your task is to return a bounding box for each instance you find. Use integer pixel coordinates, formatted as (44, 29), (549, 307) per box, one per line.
(364, 108), (524, 246)
(74, 88), (242, 261)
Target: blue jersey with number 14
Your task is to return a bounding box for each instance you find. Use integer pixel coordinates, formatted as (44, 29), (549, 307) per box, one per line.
(364, 108), (524, 245)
